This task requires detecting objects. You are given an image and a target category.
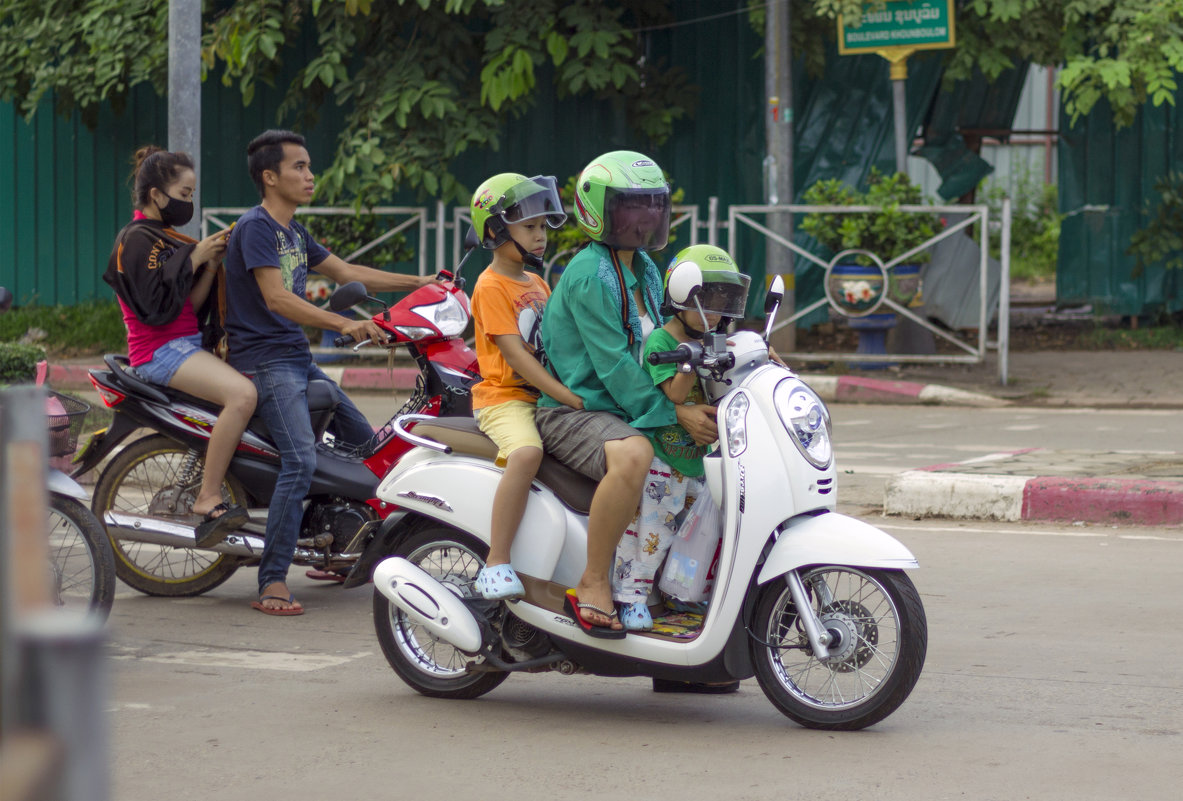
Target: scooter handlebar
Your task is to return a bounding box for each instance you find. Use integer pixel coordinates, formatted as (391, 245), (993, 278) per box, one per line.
(647, 350), (685, 365)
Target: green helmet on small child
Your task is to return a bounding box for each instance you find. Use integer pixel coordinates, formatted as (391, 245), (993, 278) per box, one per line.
(470, 173), (567, 251)
(662, 244), (751, 325)
(574, 151), (671, 251)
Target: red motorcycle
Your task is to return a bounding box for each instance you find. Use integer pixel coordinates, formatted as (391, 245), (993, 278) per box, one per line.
(73, 267), (479, 597)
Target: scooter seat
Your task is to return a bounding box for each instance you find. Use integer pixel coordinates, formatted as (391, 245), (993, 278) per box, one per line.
(100, 353), (340, 440)
(411, 417), (599, 515)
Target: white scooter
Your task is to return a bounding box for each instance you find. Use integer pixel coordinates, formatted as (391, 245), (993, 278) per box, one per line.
(364, 269), (927, 730)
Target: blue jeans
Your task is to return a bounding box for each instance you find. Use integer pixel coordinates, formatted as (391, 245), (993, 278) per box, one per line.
(250, 354), (375, 593)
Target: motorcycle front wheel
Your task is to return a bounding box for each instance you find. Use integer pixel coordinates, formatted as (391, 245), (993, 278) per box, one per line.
(373, 524), (509, 699)
(91, 435), (245, 597)
(48, 493), (116, 621)
(751, 567), (927, 731)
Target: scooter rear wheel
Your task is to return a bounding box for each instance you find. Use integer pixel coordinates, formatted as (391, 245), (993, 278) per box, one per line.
(373, 524), (509, 699)
(91, 435), (245, 597)
(751, 566), (927, 730)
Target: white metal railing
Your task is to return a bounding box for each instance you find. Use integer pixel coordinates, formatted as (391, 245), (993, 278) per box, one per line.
(204, 198), (1012, 382)
(726, 201), (1011, 383)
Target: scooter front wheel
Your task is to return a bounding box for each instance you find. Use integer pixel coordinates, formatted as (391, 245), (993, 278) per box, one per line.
(91, 435), (245, 597)
(373, 524), (509, 699)
(751, 567), (927, 730)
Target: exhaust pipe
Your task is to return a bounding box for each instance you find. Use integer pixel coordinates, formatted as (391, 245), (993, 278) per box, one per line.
(372, 557), (483, 655)
(102, 511), (323, 561)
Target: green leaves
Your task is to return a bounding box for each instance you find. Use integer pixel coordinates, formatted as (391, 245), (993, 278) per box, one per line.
(800, 170), (941, 266)
(1128, 171), (1183, 275)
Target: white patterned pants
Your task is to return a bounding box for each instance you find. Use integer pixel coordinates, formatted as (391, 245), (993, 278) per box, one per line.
(612, 456), (705, 604)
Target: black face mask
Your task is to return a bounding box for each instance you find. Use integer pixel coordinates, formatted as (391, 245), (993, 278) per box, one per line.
(157, 195), (194, 228)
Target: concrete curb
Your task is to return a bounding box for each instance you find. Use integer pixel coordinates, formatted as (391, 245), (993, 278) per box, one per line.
(885, 465), (1183, 527)
(800, 374), (1007, 407)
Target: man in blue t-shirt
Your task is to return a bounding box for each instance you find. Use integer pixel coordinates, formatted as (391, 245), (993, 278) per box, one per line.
(224, 129), (434, 616)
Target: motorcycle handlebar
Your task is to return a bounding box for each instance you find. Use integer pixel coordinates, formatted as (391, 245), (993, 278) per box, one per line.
(648, 350), (685, 365)
(333, 334), (355, 348)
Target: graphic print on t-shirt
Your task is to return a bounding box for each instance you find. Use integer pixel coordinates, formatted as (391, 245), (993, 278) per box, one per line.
(517, 297), (548, 369)
(274, 228), (308, 299)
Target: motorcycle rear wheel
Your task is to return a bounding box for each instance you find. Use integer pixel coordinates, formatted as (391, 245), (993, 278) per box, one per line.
(48, 493), (116, 621)
(751, 567), (927, 731)
(373, 524), (509, 699)
(91, 434), (245, 597)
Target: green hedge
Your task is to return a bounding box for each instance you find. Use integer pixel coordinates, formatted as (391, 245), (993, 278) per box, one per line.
(0, 342), (48, 383)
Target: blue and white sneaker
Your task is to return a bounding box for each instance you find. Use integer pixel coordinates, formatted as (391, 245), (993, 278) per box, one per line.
(476, 563), (525, 600)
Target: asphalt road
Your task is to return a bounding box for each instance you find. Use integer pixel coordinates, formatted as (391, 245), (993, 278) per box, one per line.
(102, 516), (1182, 801)
(90, 396), (1182, 800)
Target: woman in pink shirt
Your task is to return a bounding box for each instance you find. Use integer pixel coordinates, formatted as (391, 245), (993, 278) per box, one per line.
(103, 147), (256, 547)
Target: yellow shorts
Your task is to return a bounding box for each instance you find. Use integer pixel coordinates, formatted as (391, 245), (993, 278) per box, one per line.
(474, 400), (543, 467)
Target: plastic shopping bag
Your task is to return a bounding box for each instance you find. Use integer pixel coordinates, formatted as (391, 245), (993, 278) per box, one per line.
(658, 490), (722, 602)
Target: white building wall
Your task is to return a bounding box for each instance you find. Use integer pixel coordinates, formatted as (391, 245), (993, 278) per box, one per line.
(910, 66), (1059, 202)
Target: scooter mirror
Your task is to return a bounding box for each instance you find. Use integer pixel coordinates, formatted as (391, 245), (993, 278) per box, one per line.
(764, 275), (784, 314)
(666, 261), (703, 306)
(329, 281), (371, 312)
(463, 225), (481, 252)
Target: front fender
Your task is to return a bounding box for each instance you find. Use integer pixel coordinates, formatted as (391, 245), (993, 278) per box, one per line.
(48, 469), (88, 501)
(756, 511), (918, 585)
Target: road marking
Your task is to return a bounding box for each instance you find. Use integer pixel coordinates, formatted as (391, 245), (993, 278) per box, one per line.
(110, 647), (373, 672)
(878, 522), (1183, 541)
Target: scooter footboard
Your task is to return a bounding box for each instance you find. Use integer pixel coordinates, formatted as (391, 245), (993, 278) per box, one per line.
(755, 511), (917, 585)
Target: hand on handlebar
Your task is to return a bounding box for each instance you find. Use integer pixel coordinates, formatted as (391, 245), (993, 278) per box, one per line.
(338, 318), (390, 349)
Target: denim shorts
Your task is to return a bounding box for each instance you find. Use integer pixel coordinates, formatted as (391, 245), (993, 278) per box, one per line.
(135, 333), (204, 387)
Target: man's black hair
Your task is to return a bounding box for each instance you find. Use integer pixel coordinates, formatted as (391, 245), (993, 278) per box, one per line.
(246, 130), (307, 199)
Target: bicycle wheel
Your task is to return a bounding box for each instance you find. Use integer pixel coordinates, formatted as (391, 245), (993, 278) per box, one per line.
(47, 493), (116, 621)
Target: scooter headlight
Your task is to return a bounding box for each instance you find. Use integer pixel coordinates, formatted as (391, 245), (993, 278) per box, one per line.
(410, 292), (468, 337)
(722, 392), (749, 457)
(773, 380), (832, 469)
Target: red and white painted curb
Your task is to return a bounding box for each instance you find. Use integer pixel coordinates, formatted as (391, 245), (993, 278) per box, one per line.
(801, 374), (1007, 407)
(884, 452), (1183, 526)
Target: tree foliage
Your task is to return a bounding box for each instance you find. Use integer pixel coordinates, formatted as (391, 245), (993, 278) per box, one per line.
(3, 0), (1183, 205)
(809, 1), (1183, 128)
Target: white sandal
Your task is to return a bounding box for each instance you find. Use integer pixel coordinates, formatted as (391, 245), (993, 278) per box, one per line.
(476, 563), (525, 600)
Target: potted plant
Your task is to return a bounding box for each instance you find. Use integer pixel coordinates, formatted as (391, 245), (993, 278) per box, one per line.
(801, 169), (941, 365)
(801, 168), (940, 308)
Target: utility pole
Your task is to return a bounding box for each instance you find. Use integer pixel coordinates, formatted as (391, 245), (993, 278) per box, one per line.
(168, 0), (202, 239)
(764, 0), (795, 351)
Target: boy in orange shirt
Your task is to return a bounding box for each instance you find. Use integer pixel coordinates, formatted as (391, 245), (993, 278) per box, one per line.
(469, 173), (583, 599)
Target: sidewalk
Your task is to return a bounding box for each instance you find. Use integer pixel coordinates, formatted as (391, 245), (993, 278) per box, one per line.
(48, 345), (1183, 527)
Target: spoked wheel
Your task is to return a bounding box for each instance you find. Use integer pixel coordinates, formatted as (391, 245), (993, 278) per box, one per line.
(91, 435), (245, 597)
(47, 493), (116, 621)
(373, 525), (508, 699)
(751, 567), (927, 730)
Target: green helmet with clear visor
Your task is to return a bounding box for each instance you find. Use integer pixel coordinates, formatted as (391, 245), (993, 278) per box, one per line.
(574, 151), (671, 251)
(471, 173), (567, 250)
(663, 244), (751, 321)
